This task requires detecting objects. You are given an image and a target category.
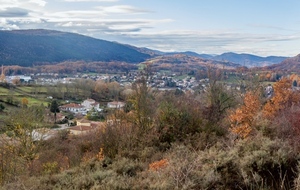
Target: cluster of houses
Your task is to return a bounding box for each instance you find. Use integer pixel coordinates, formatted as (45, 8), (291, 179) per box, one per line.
(60, 99), (102, 115)
(59, 99), (126, 115)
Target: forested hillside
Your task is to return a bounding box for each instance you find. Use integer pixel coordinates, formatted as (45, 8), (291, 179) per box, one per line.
(0, 29), (150, 66)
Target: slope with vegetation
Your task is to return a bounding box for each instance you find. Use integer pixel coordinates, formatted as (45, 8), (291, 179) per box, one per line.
(0, 29), (150, 66)
(267, 54), (300, 72)
(1, 69), (300, 189)
(142, 54), (240, 73)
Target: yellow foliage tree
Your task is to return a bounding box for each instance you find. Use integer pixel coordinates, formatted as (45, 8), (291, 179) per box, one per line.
(21, 98), (28, 108)
(128, 77), (154, 133)
(263, 77), (300, 119)
(229, 91), (261, 138)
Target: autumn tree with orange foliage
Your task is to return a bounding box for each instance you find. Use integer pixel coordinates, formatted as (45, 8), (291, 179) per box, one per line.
(263, 77), (300, 119)
(229, 91), (261, 138)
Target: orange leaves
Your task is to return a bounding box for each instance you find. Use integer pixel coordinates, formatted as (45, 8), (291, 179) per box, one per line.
(149, 159), (168, 171)
(96, 148), (105, 161)
(81, 148), (105, 163)
(229, 91), (261, 138)
(263, 77), (300, 119)
(230, 77), (300, 139)
(290, 74), (300, 85)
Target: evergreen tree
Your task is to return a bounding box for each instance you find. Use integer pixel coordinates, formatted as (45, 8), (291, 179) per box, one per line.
(0, 103), (5, 112)
(50, 100), (60, 123)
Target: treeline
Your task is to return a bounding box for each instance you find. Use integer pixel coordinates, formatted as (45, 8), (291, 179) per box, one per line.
(3, 61), (138, 75)
(44, 79), (124, 103)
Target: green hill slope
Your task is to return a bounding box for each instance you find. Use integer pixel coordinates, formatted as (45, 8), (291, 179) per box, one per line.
(0, 29), (150, 66)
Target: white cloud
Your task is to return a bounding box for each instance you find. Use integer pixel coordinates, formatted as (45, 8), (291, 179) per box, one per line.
(95, 5), (151, 14)
(110, 30), (300, 56)
(0, 0), (298, 56)
(0, 18), (20, 30)
(0, 0), (46, 8)
(47, 10), (106, 19)
(28, 0), (46, 7)
(0, 7), (29, 17)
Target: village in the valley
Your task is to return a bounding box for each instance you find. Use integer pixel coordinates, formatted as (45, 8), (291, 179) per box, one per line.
(0, 66), (279, 142)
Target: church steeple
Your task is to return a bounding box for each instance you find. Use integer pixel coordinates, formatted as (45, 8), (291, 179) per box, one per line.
(0, 65), (6, 82)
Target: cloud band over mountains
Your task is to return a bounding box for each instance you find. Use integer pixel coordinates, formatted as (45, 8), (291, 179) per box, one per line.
(0, 0), (299, 56)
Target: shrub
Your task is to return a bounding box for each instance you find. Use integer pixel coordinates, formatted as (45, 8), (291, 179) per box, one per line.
(112, 157), (144, 177)
(153, 136), (299, 190)
(234, 136), (298, 189)
(43, 161), (60, 175)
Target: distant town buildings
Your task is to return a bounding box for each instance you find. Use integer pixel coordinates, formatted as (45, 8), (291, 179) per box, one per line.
(6, 75), (33, 83)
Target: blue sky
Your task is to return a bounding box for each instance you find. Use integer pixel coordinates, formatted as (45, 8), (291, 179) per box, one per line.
(0, 0), (299, 56)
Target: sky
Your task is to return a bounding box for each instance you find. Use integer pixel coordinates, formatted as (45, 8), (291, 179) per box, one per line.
(0, 0), (300, 57)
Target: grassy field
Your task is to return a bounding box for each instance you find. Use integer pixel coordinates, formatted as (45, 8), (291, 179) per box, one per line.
(174, 74), (188, 80)
(18, 96), (49, 106)
(0, 86), (49, 107)
(18, 86), (48, 94)
(0, 103), (18, 119)
(224, 74), (242, 83)
(138, 63), (146, 70)
(0, 87), (9, 95)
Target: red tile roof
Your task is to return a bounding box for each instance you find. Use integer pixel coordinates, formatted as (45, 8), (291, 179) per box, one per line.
(60, 103), (84, 108)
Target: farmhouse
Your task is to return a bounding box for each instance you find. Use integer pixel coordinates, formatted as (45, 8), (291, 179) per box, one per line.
(69, 119), (103, 135)
(107, 101), (125, 109)
(81, 99), (102, 112)
(60, 103), (86, 115)
(69, 125), (95, 135)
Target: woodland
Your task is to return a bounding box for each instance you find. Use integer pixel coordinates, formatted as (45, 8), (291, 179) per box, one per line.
(1, 68), (300, 190)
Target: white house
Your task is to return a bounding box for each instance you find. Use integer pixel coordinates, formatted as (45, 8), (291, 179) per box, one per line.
(81, 99), (102, 112)
(6, 75), (33, 83)
(60, 99), (102, 115)
(107, 101), (125, 109)
(60, 103), (87, 115)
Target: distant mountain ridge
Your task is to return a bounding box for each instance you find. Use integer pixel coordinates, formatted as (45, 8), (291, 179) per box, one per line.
(0, 29), (150, 66)
(267, 54), (300, 72)
(213, 52), (288, 67)
(162, 51), (288, 67)
(164, 51), (214, 59)
(0, 29), (290, 69)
